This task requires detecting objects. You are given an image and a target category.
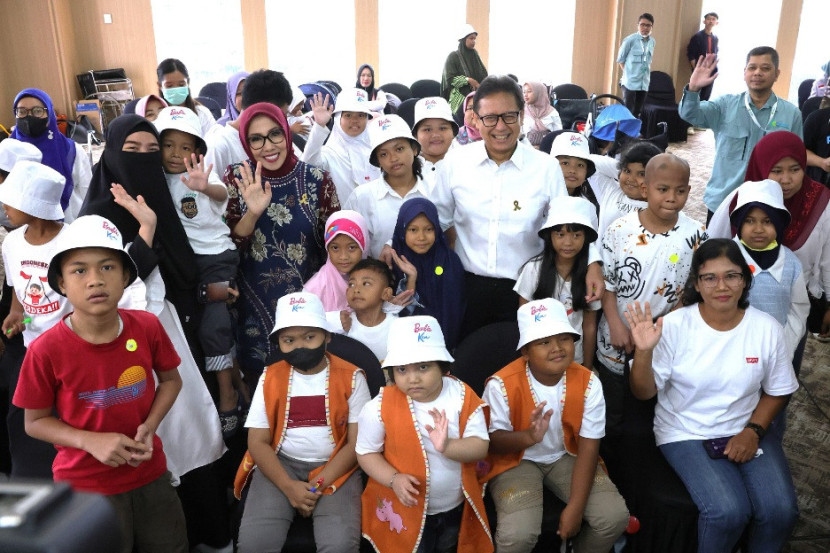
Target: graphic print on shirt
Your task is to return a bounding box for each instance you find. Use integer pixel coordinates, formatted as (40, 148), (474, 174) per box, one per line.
(19, 263), (59, 315)
(180, 194), (198, 219)
(614, 257), (645, 299)
(78, 365), (147, 409)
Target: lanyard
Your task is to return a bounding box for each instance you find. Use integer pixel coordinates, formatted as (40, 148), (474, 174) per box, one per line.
(744, 92), (778, 134)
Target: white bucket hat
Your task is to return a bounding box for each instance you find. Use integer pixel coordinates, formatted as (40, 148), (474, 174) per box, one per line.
(382, 315), (454, 368)
(368, 114), (421, 167)
(459, 23), (477, 40)
(290, 86), (307, 112)
(0, 160), (65, 221)
(412, 97), (459, 136)
(551, 132), (596, 178)
(46, 215), (138, 295)
(538, 196), (599, 244)
(0, 139), (42, 172)
(517, 298), (580, 350)
(270, 292), (332, 336)
(333, 88), (374, 116)
(728, 179), (791, 226)
(153, 106), (207, 153)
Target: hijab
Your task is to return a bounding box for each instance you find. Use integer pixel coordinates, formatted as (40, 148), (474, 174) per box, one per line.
(523, 82), (555, 132)
(237, 102), (298, 179)
(457, 92), (482, 144)
(78, 114), (197, 290)
(744, 131), (830, 251)
(325, 112), (379, 187)
(355, 64), (379, 101)
(452, 36), (487, 87)
(304, 210), (369, 311)
(10, 89), (76, 211)
(217, 71), (249, 126)
(731, 201), (787, 270)
(135, 94), (168, 118)
(391, 198), (465, 349)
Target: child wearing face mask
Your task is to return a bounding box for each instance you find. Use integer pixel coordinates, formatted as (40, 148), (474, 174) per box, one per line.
(301, 88), (380, 203)
(234, 292), (370, 553)
(156, 58), (217, 136)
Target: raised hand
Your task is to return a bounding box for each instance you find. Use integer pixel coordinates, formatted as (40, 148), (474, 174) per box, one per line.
(390, 250), (417, 281)
(181, 153), (214, 193)
(110, 183), (157, 229)
(624, 301), (662, 352)
(310, 92), (334, 127)
(689, 53), (719, 92)
(527, 401), (553, 444)
(425, 408), (449, 453)
(235, 160), (272, 217)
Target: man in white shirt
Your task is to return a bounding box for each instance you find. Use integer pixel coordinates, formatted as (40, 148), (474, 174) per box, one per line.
(432, 75), (604, 339)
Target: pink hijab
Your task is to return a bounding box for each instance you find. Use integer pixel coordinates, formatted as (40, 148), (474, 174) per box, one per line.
(523, 82), (554, 132)
(303, 210), (370, 311)
(135, 94), (167, 117)
(462, 92), (481, 142)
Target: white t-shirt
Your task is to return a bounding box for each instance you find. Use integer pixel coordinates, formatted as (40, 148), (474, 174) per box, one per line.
(246, 366), (370, 463)
(2, 225), (72, 346)
(204, 123), (247, 181)
(513, 262), (600, 365)
(326, 311), (397, 363)
(164, 173), (235, 255)
(196, 104), (218, 137)
(597, 211), (707, 374)
(356, 377), (488, 514)
(483, 367), (605, 464)
(64, 142), (94, 224)
(651, 305), (798, 445)
(587, 154), (648, 244)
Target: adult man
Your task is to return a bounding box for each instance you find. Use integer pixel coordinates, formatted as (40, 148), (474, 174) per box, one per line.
(432, 75), (603, 338)
(617, 13), (655, 119)
(679, 47), (803, 219)
(686, 12), (719, 101)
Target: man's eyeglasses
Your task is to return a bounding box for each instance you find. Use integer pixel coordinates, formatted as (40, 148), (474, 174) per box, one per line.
(14, 107), (47, 118)
(247, 128), (286, 150)
(476, 111), (521, 127)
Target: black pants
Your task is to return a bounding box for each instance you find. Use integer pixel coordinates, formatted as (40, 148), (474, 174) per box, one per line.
(459, 272), (519, 342)
(621, 86), (648, 119)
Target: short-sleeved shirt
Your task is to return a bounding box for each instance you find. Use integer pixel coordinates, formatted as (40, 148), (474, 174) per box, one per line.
(13, 310), (181, 495)
(617, 32), (655, 91)
(326, 311), (397, 363)
(165, 172), (235, 255)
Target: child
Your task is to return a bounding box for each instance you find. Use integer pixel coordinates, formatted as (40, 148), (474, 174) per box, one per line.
(304, 209), (370, 311)
(134, 94), (168, 122)
(390, 197), (466, 350)
(234, 292), (370, 553)
(589, 141), (662, 241)
(412, 97), (459, 187)
(153, 106), (241, 436)
(483, 299), (628, 552)
(345, 114), (431, 259)
(327, 259), (397, 363)
(514, 196), (601, 368)
(597, 153), (706, 436)
(356, 315), (492, 553)
(551, 132), (599, 214)
(455, 92), (481, 146)
(302, 88), (381, 204)
(14, 215), (187, 553)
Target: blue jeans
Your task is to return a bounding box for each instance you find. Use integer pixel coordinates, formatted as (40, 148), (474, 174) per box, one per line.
(660, 435), (798, 553)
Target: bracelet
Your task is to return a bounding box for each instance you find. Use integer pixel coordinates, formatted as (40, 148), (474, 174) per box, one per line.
(744, 422), (766, 440)
(388, 472), (398, 488)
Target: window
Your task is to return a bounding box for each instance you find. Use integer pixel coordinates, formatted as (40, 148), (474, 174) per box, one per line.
(788, 0), (830, 102)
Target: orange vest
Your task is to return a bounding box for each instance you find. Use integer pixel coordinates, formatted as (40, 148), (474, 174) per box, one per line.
(361, 379), (493, 553)
(233, 354), (363, 499)
(483, 359), (593, 482)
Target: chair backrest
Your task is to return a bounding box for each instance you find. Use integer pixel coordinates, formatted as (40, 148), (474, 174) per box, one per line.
(198, 82), (227, 108)
(395, 98), (419, 129)
(798, 78), (815, 110)
(538, 129), (569, 154)
(646, 71), (676, 103)
(379, 83), (413, 102)
(802, 96), (823, 122)
(196, 96), (222, 120)
(452, 321), (521, 397)
(551, 83), (588, 101)
(410, 79), (441, 99)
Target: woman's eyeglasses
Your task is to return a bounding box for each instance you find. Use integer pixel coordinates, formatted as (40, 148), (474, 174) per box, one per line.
(14, 107), (47, 118)
(247, 128), (286, 150)
(698, 272), (744, 288)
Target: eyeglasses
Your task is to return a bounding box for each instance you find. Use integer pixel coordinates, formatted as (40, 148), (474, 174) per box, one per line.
(14, 107), (47, 118)
(247, 128), (286, 150)
(476, 111), (521, 127)
(698, 272), (744, 288)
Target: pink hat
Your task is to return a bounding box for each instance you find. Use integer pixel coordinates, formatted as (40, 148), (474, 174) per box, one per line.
(324, 210), (369, 254)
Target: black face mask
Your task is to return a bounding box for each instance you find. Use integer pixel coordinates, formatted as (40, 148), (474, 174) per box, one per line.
(284, 342), (327, 372)
(16, 116), (49, 138)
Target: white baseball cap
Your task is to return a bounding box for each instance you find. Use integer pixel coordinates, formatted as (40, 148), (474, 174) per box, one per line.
(153, 106), (207, 153)
(412, 97), (459, 136)
(459, 23), (477, 40)
(0, 139), (42, 172)
(551, 132), (596, 178)
(517, 298), (580, 350)
(538, 196), (599, 244)
(47, 215), (138, 295)
(729, 179), (790, 226)
(270, 292), (332, 336)
(368, 114), (420, 167)
(333, 88), (374, 116)
(383, 315), (454, 368)
(0, 160), (65, 221)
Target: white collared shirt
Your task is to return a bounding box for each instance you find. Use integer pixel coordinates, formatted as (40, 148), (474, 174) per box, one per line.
(432, 141), (567, 279)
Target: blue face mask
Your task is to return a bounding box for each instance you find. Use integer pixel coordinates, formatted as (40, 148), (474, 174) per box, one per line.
(162, 86), (190, 106)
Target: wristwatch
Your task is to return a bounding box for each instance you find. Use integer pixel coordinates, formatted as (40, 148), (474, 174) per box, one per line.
(744, 422), (766, 440)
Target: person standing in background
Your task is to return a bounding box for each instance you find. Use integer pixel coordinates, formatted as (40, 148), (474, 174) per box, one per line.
(617, 13), (655, 119)
(441, 24), (489, 114)
(686, 12), (719, 101)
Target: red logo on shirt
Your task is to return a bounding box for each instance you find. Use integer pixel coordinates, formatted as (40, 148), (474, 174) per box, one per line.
(746, 357), (758, 363)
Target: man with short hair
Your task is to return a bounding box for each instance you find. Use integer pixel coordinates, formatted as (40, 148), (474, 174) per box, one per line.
(680, 47), (803, 219)
(686, 12), (719, 101)
(617, 13), (656, 119)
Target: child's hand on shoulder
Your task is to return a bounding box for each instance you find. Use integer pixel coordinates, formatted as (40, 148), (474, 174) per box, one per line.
(84, 431), (149, 468)
(181, 154), (214, 193)
(340, 310), (352, 332)
(127, 423), (155, 467)
(527, 401), (553, 445)
(390, 472), (421, 507)
(425, 408), (449, 452)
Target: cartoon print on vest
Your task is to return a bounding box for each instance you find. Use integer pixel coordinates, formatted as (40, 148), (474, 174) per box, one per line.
(615, 257), (644, 299)
(376, 497), (406, 533)
(180, 195), (198, 219)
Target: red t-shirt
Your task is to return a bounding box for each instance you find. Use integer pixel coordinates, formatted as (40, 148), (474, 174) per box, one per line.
(13, 309), (181, 495)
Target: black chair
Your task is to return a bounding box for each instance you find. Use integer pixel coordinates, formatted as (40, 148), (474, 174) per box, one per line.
(798, 78), (815, 110)
(198, 82), (227, 109)
(196, 96), (222, 120)
(551, 83), (589, 101)
(395, 98), (418, 129)
(802, 96), (823, 123)
(291, 133), (307, 153)
(805, 107), (830, 185)
(640, 71), (689, 143)
(538, 129), (569, 155)
(379, 83), (413, 102)
(410, 79), (441, 99)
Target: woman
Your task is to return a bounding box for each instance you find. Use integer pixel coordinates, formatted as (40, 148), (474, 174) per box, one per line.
(708, 131), (830, 338)
(10, 88), (92, 222)
(217, 70), (249, 126)
(627, 238), (799, 553)
(441, 24), (488, 113)
(522, 81), (562, 147)
(157, 58), (216, 135)
(454, 92), (482, 146)
(225, 102), (340, 384)
(355, 63), (387, 113)
(134, 94), (167, 121)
